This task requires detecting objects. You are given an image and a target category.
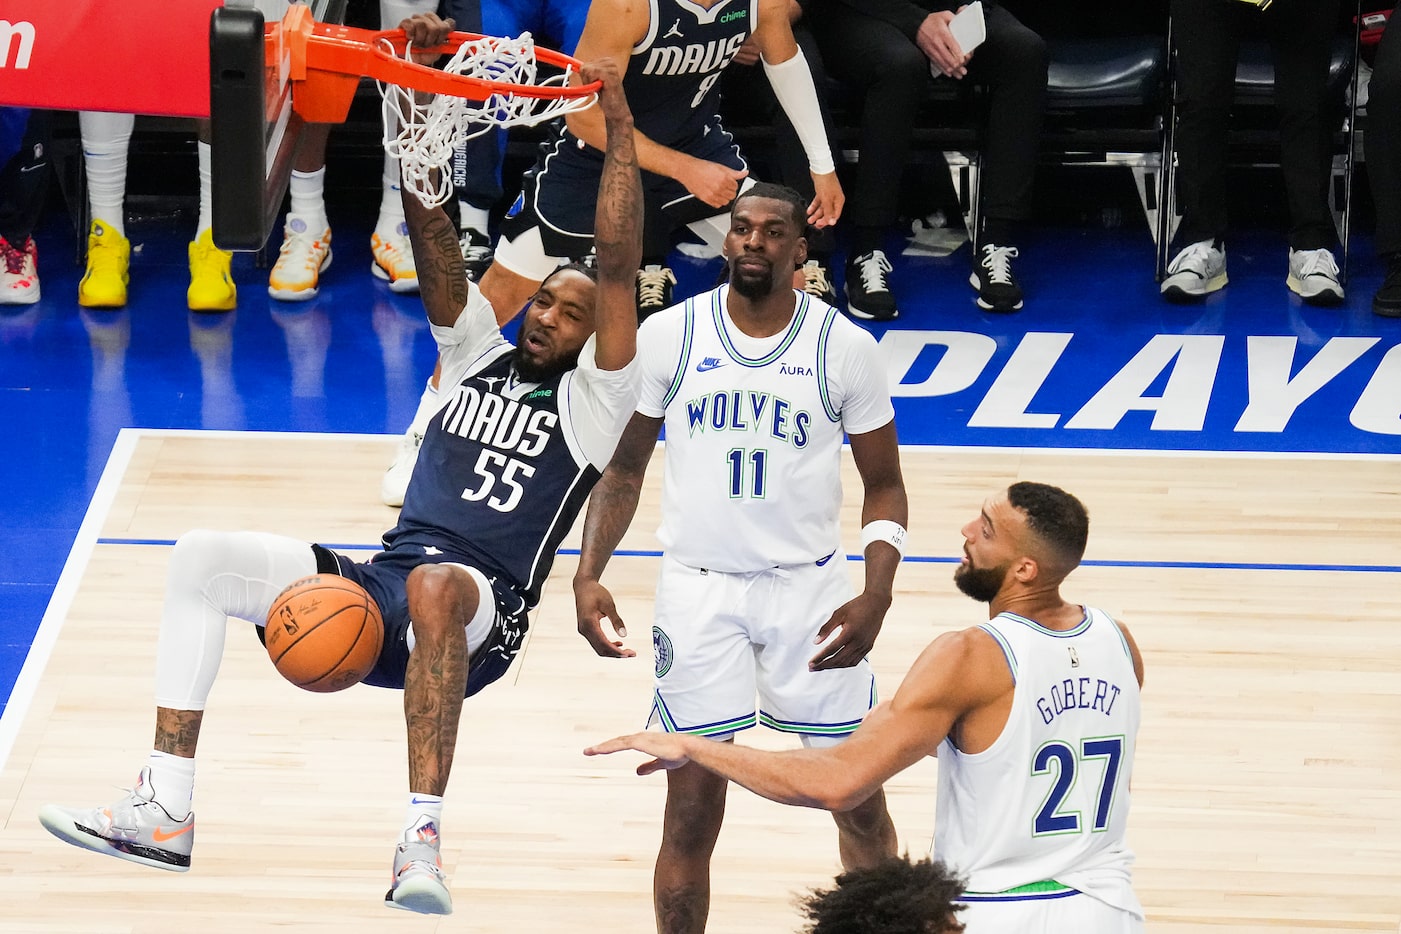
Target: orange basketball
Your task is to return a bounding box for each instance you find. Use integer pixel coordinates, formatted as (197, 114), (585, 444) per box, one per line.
(265, 575), (384, 693)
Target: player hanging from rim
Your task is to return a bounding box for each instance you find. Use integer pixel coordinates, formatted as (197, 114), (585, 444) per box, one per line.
(38, 15), (644, 918)
(380, 0), (843, 507)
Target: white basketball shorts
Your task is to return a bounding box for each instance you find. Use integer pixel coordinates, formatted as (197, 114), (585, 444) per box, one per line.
(956, 889), (1144, 934)
(647, 553), (877, 743)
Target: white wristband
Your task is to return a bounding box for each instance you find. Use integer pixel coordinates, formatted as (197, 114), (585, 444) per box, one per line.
(860, 520), (907, 558)
(761, 49), (837, 176)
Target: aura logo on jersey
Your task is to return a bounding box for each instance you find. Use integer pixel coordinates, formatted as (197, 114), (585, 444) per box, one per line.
(0, 20), (36, 69)
(684, 390), (811, 447)
(640, 34), (747, 77)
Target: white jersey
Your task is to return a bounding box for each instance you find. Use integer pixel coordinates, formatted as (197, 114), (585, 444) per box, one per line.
(934, 607), (1144, 918)
(636, 286), (894, 572)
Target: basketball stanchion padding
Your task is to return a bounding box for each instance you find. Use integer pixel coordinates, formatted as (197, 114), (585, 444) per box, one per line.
(265, 575), (384, 693)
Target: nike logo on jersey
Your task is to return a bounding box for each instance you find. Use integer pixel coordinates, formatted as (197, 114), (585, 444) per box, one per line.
(663, 18), (683, 38)
(695, 357), (725, 372)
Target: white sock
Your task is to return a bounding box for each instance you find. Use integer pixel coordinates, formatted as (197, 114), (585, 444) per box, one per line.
(376, 154), (406, 237)
(289, 168), (328, 231)
(403, 793), (444, 837)
(147, 750), (197, 819)
(408, 378), (440, 437)
(459, 202), (489, 238)
(80, 111), (135, 237)
(155, 530), (318, 710)
(196, 141), (214, 238)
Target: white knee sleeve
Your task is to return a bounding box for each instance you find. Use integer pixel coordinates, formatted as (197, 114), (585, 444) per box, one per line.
(155, 530), (318, 710)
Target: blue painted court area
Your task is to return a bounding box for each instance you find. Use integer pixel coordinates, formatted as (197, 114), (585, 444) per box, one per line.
(2, 195), (1399, 719)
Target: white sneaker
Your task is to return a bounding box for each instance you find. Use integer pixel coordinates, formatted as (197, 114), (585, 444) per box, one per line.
(1161, 239), (1228, 302)
(371, 223), (419, 294)
(1287, 248), (1345, 306)
(381, 429), (423, 507)
(385, 816), (451, 915)
(268, 215), (332, 301)
(0, 235), (40, 305)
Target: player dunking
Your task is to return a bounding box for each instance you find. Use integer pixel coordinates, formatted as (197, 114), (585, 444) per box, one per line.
(382, 0), (842, 505)
(38, 19), (644, 918)
(574, 181), (907, 933)
(590, 482), (1147, 933)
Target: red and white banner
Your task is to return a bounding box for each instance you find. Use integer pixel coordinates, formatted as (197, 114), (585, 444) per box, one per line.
(0, 0), (223, 117)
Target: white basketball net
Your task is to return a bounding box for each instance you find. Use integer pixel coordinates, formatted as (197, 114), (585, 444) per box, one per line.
(379, 32), (596, 208)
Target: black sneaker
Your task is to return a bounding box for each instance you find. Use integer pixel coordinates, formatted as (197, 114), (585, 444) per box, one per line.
(1374, 254), (1401, 318)
(458, 228), (494, 283)
(636, 264), (677, 321)
(797, 259), (838, 306)
(844, 250), (898, 321)
(970, 243), (1024, 312)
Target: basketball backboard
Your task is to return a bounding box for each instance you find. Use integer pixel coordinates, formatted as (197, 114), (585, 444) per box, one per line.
(210, 0), (347, 251)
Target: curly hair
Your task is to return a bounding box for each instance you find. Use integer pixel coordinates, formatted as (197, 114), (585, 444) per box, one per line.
(798, 855), (966, 933)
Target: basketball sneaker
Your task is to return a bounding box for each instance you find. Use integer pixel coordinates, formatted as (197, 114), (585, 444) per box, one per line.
(970, 243), (1024, 312)
(1286, 247), (1344, 306)
(188, 228), (237, 311)
(38, 767), (194, 872)
(1161, 239), (1227, 302)
(844, 250), (898, 321)
(459, 228), (494, 283)
(372, 224), (419, 294)
(269, 215), (333, 301)
(385, 815), (452, 915)
(636, 264), (677, 321)
(0, 235), (40, 305)
(381, 429), (423, 508)
(797, 259), (838, 306)
(78, 219), (131, 308)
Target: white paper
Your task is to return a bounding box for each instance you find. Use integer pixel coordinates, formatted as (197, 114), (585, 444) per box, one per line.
(931, 2), (986, 76)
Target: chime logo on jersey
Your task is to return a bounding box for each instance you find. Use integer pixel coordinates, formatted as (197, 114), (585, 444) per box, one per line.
(684, 390), (811, 447)
(641, 33), (747, 77)
(437, 384), (558, 457)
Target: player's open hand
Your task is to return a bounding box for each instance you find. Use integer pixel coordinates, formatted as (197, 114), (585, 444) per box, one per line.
(399, 12), (456, 66)
(807, 172), (843, 228)
(808, 591), (890, 670)
(574, 578), (636, 658)
(584, 732), (693, 775)
(683, 157), (749, 209)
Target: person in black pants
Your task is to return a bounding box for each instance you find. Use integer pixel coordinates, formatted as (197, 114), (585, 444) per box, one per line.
(809, 0), (1048, 318)
(1368, 9), (1401, 316)
(0, 108), (50, 306)
(1161, 0), (1346, 305)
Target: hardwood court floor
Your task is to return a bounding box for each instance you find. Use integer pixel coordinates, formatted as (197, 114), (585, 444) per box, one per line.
(1, 430), (1398, 933)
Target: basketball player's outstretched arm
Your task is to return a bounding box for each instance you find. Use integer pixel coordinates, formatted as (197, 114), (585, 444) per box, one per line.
(810, 421), (909, 670)
(566, 0), (749, 210)
(574, 411), (664, 657)
(584, 58), (644, 371)
(587, 627), (1009, 810)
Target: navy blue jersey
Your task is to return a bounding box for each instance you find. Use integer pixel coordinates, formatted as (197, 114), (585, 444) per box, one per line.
(385, 348), (602, 607)
(625, 0), (758, 144)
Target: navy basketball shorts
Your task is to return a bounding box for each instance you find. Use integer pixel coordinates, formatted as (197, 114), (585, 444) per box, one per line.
(647, 553), (877, 747)
(496, 117), (748, 280)
(311, 544), (530, 697)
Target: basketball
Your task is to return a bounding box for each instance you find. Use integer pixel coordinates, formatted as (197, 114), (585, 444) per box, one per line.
(265, 575), (384, 693)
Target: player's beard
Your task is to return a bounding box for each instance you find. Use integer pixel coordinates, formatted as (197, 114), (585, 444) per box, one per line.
(729, 259), (777, 299)
(954, 559), (1009, 603)
(512, 342), (578, 384)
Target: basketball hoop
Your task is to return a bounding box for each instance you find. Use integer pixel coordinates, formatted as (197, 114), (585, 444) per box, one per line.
(281, 12), (601, 208)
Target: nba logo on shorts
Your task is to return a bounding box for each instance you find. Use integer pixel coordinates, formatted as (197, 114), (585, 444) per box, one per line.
(653, 626), (673, 678)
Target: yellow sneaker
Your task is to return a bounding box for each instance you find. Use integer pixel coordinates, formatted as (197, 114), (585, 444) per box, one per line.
(187, 228), (236, 311)
(268, 215), (332, 302)
(77, 219), (131, 308)
(371, 224), (419, 294)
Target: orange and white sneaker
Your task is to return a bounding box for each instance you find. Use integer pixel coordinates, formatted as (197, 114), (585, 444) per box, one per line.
(385, 815), (452, 914)
(0, 235), (40, 305)
(37, 766), (194, 872)
(77, 219), (131, 308)
(269, 215), (333, 301)
(187, 228), (236, 311)
(371, 223), (419, 294)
